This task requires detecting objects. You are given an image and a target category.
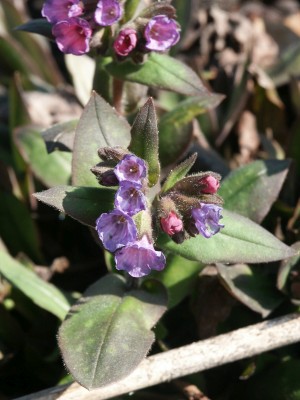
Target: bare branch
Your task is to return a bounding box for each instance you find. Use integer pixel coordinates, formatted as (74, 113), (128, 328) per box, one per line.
(16, 313), (300, 400)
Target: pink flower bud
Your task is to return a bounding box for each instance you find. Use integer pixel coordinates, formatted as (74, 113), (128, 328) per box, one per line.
(113, 28), (138, 57)
(160, 211), (183, 236)
(200, 176), (220, 194)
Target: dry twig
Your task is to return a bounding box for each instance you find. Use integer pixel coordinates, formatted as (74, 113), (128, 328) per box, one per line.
(16, 313), (300, 400)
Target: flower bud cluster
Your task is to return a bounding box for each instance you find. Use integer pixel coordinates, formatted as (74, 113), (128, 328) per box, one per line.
(41, 0), (180, 58)
(95, 152), (166, 278)
(158, 172), (224, 243)
(94, 149), (224, 278)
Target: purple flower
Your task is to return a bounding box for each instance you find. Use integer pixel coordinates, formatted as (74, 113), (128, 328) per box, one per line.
(114, 154), (147, 184)
(144, 15), (180, 52)
(96, 209), (137, 252)
(42, 0), (84, 24)
(94, 0), (122, 26)
(114, 182), (147, 216)
(113, 28), (138, 57)
(52, 17), (92, 55)
(192, 203), (224, 239)
(115, 236), (166, 277)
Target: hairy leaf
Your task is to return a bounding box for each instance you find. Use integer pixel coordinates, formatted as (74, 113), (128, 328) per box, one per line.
(72, 92), (131, 186)
(217, 263), (284, 317)
(158, 210), (295, 264)
(105, 53), (209, 97)
(277, 242), (300, 292)
(219, 159), (291, 223)
(34, 186), (115, 227)
(42, 120), (78, 153)
(129, 98), (160, 186)
(159, 94), (224, 166)
(15, 126), (72, 187)
(59, 274), (167, 389)
(15, 18), (53, 39)
(0, 250), (70, 320)
(161, 153), (197, 193)
(153, 254), (204, 308)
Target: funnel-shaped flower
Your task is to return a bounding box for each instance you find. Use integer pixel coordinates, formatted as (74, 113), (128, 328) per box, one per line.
(144, 15), (180, 51)
(192, 203), (224, 238)
(94, 0), (122, 26)
(114, 182), (147, 216)
(114, 154), (147, 184)
(42, 0), (84, 23)
(115, 236), (166, 277)
(113, 28), (138, 57)
(52, 17), (92, 55)
(96, 209), (137, 252)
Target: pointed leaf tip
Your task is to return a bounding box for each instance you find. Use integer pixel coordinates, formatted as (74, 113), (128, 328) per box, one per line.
(129, 98), (160, 186)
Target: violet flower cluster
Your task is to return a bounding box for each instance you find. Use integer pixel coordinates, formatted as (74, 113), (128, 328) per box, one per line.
(41, 0), (180, 58)
(42, 0), (122, 55)
(93, 148), (224, 278)
(158, 174), (224, 244)
(95, 153), (166, 278)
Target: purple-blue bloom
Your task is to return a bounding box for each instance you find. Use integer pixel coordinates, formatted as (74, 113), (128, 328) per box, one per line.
(94, 0), (122, 26)
(42, 0), (83, 24)
(114, 154), (147, 184)
(192, 203), (224, 238)
(144, 15), (180, 52)
(52, 17), (92, 55)
(115, 236), (166, 277)
(114, 182), (147, 216)
(96, 209), (137, 252)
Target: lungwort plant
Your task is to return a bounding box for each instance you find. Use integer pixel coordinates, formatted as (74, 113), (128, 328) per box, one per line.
(34, 93), (294, 389)
(2, 0), (297, 395)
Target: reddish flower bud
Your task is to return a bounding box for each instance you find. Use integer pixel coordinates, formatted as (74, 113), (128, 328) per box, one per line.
(160, 211), (183, 236)
(113, 28), (138, 57)
(200, 175), (220, 194)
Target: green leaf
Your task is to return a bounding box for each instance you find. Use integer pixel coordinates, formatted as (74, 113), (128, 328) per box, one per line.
(15, 126), (72, 187)
(58, 274), (167, 389)
(9, 75), (30, 174)
(14, 18), (53, 40)
(277, 242), (300, 292)
(105, 53), (209, 97)
(161, 153), (197, 193)
(72, 92), (131, 186)
(129, 98), (160, 186)
(217, 263), (284, 317)
(42, 119), (78, 153)
(268, 42), (300, 87)
(65, 54), (96, 105)
(0, 36), (28, 77)
(0, 250), (71, 320)
(0, 191), (42, 262)
(153, 254), (204, 309)
(159, 94), (224, 166)
(158, 210), (295, 264)
(3, 0), (62, 85)
(219, 159), (291, 223)
(34, 185), (115, 227)
(124, 0), (140, 20)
